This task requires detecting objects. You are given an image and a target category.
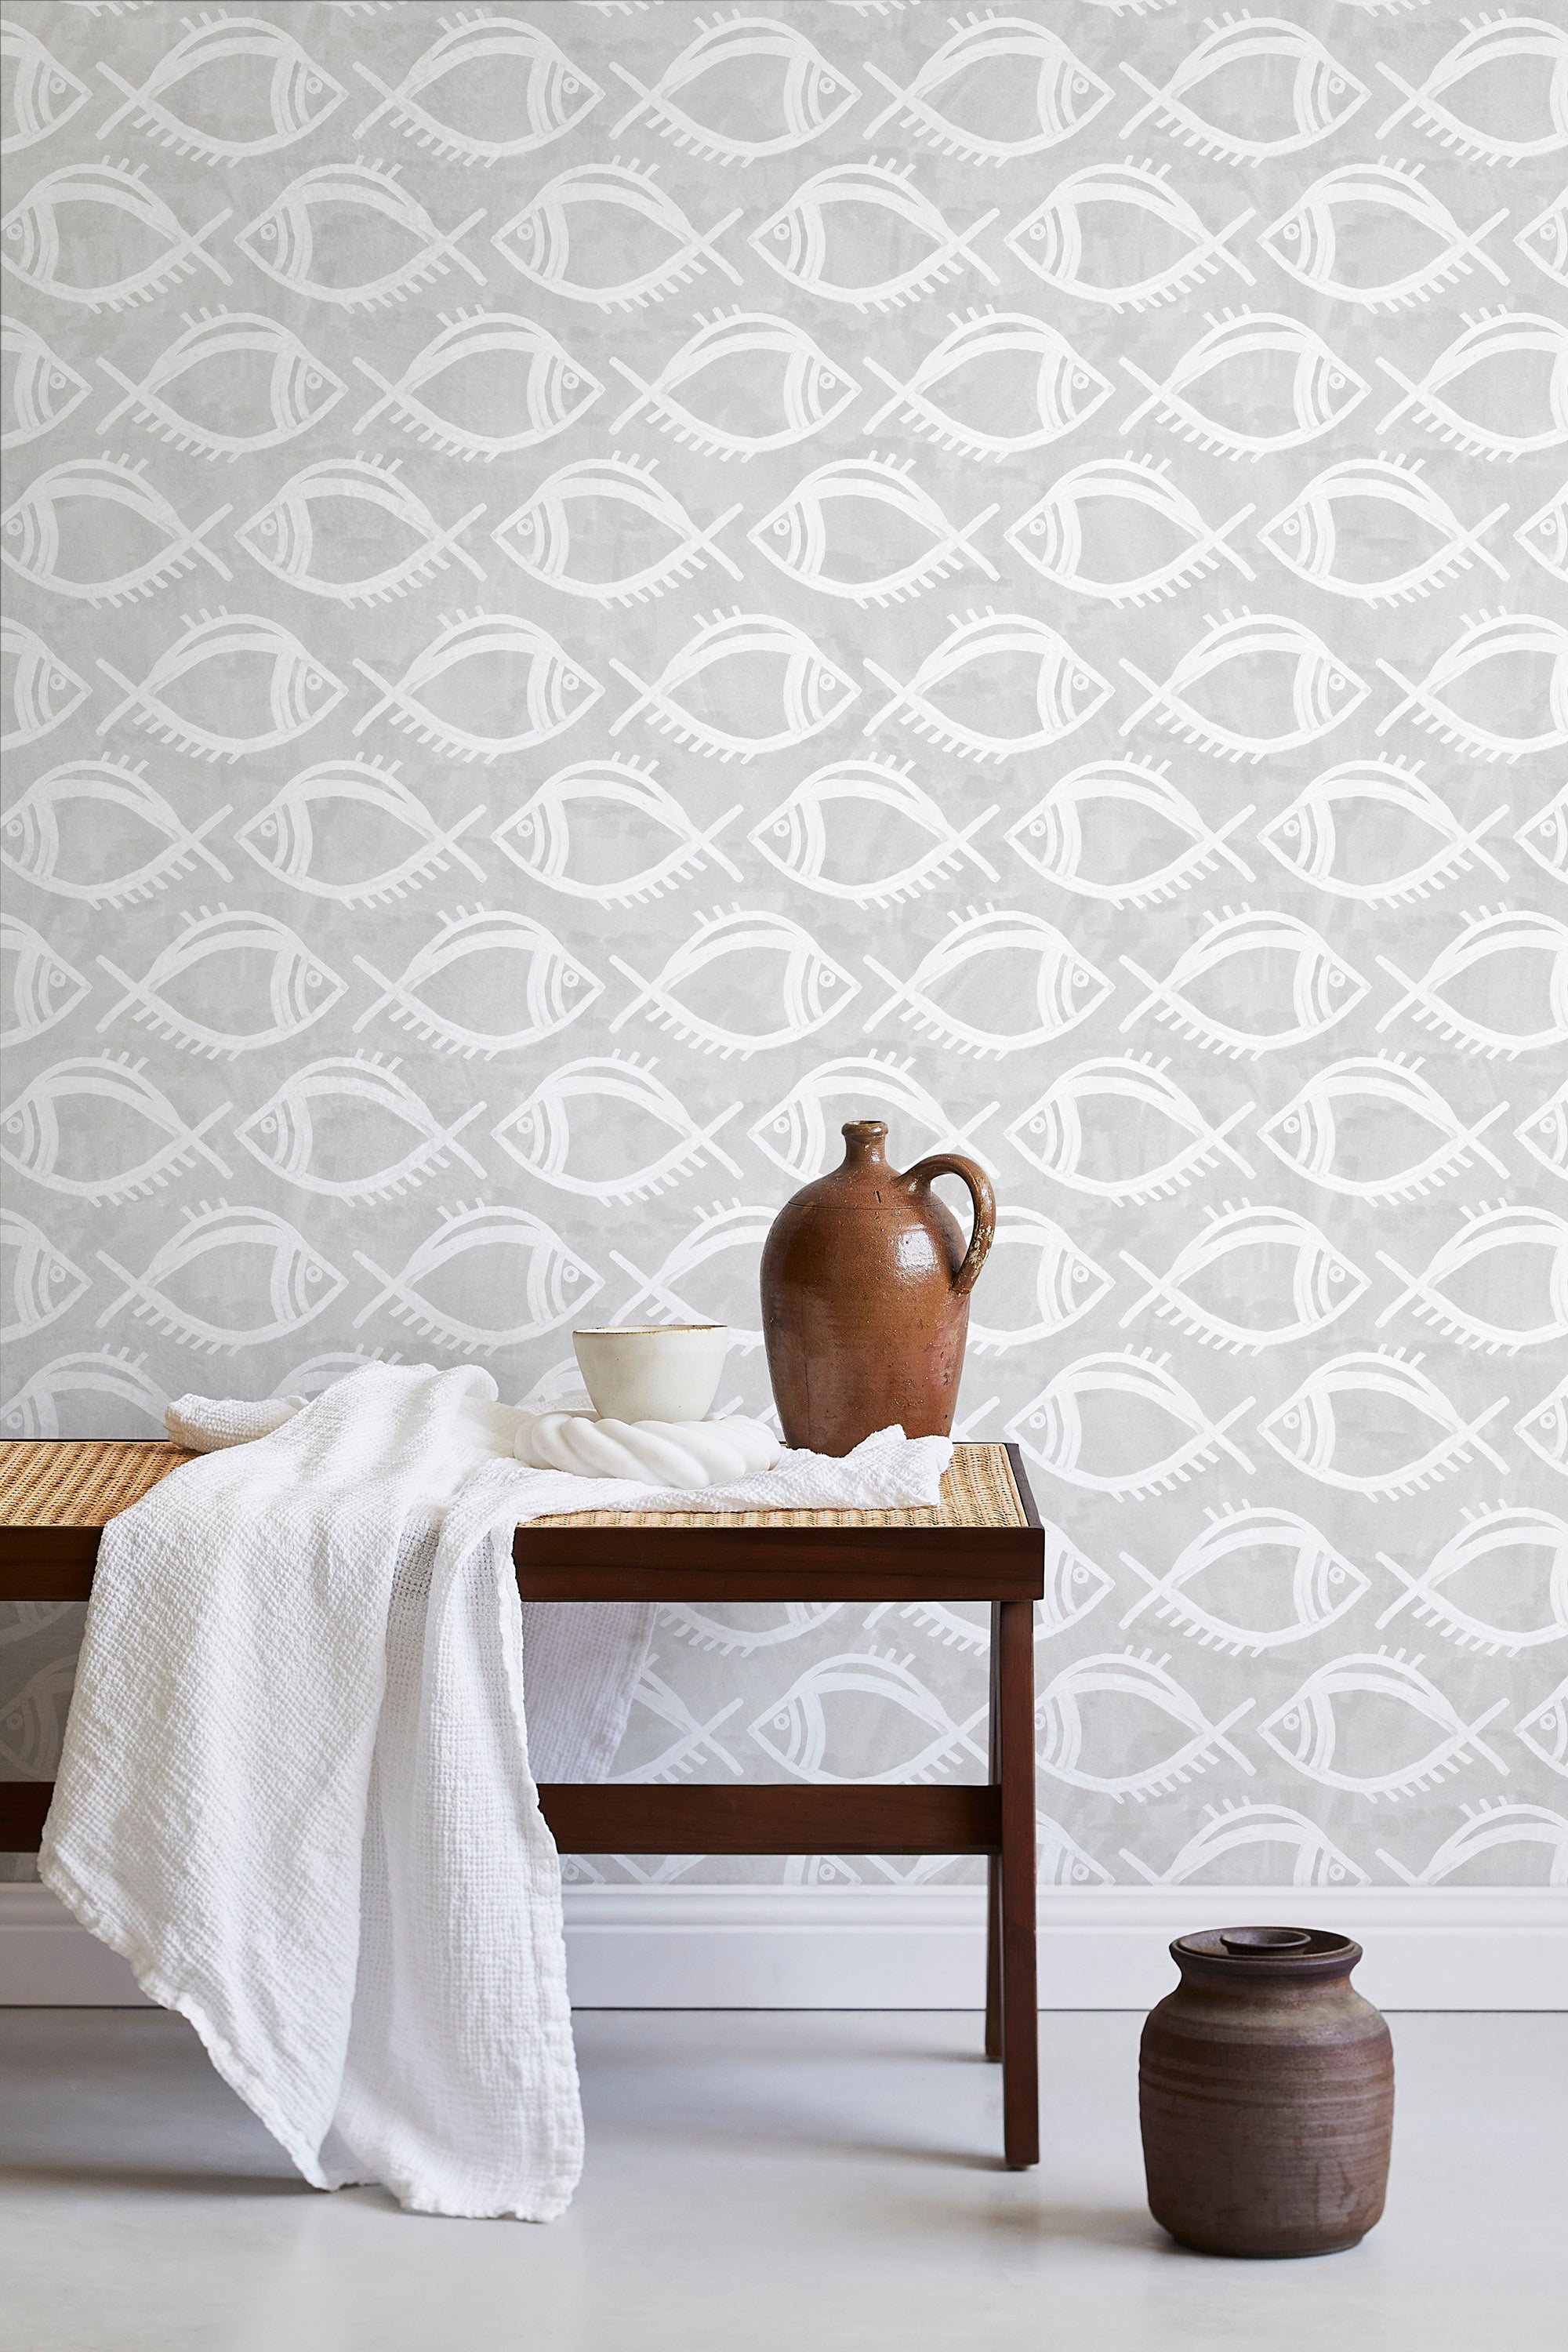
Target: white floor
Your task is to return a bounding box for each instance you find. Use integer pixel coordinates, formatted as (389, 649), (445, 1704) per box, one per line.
(0, 2010), (1563, 2352)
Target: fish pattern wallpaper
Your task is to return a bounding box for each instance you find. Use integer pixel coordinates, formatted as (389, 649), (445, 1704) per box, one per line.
(2, 0), (1566, 1896)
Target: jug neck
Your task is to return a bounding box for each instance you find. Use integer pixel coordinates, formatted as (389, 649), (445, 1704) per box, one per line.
(840, 1120), (890, 1171)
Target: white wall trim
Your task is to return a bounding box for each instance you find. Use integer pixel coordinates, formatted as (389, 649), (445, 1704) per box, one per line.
(3, 1881), (1563, 2010)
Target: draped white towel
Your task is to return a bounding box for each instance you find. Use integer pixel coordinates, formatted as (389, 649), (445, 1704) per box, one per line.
(41, 1362), (953, 2219)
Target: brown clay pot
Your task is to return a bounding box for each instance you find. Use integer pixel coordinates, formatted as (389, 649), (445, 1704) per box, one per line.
(760, 1120), (995, 1455)
(1139, 1926), (1394, 2259)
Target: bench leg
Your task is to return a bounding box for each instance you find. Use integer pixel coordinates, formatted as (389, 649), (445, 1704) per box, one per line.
(984, 1856), (1002, 2061)
(994, 1597), (1038, 2169)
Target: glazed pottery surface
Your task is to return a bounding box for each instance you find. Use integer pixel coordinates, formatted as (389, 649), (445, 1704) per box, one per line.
(1139, 1926), (1395, 2260)
(760, 1120), (995, 1456)
(572, 1325), (729, 1425)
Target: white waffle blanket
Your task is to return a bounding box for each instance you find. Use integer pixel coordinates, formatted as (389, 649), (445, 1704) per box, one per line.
(42, 1362), (952, 2219)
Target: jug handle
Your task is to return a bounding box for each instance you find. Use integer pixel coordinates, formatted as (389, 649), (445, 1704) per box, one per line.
(901, 1155), (996, 1300)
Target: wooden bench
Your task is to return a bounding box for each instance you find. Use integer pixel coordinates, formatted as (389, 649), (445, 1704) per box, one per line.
(0, 1436), (1044, 2169)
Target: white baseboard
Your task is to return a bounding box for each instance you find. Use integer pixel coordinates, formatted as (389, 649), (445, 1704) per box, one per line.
(2, 1882), (1563, 2010)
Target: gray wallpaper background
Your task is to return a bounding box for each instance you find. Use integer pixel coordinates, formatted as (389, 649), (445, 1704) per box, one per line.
(2, 0), (1566, 1896)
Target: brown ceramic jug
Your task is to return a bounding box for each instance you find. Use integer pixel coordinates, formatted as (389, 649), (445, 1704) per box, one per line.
(1139, 1926), (1394, 2259)
(760, 1120), (995, 1455)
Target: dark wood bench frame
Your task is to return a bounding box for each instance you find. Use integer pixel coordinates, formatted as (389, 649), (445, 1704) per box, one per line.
(0, 1442), (1043, 2169)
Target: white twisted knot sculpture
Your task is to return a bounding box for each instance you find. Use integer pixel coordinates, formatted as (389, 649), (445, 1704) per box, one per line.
(514, 1412), (782, 1489)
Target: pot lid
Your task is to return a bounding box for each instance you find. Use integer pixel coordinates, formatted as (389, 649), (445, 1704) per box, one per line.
(1172, 1925), (1363, 1976)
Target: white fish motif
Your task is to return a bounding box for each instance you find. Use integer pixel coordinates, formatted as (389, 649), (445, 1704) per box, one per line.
(95, 310), (346, 460)
(352, 10), (602, 160)
(1516, 481), (1568, 585)
(1121, 1507), (1368, 1658)
(865, 908), (1111, 1058)
(237, 164), (485, 309)
(1259, 163), (1508, 310)
(1120, 1204), (1367, 1354)
(661, 1602), (842, 1660)
(1377, 612), (1568, 762)
(1257, 1349), (1511, 1496)
(1377, 1507), (1568, 1658)
(95, 13), (343, 160)
(1515, 1675), (1568, 1774)
(354, 1206), (601, 1351)
(1258, 1653), (1508, 1798)
(611, 611), (858, 760)
(1, 18), (91, 151)
(1, 455), (230, 606)
(609, 309), (858, 459)
(354, 612), (601, 760)
(1007, 164), (1254, 310)
(1120, 15), (1367, 161)
(864, 610), (1110, 760)
(611, 909), (858, 1058)
(751, 163), (998, 310)
(234, 1055), (485, 1202)
(494, 160), (740, 309)
(0, 163), (230, 310)
(967, 1207), (1112, 1352)
(1377, 1203), (1568, 1354)
(613, 1666), (742, 1788)
(1, 1054), (229, 1203)
(608, 1203), (775, 1342)
(492, 455), (740, 604)
(1511, 767), (1568, 884)
(1376, 909), (1568, 1058)
(750, 1054), (996, 1182)
(750, 760), (997, 906)
(1258, 760), (1508, 905)
(750, 456), (997, 608)
(0, 1655), (76, 1775)
(1, 915), (89, 1047)
(1121, 309), (1369, 461)
(1516, 187), (1568, 288)
(1007, 456), (1254, 606)
(1376, 310), (1568, 461)
(1007, 1350), (1254, 1501)
(492, 1054), (740, 1203)
(747, 1650), (987, 1784)
(234, 758), (485, 906)
(494, 757), (740, 906)
(350, 310), (601, 459)
(1004, 759), (1253, 907)
(1379, 1802), (1568, 1889)
(1, 317), (89, 448)
(863, 16), (1111, 159)
(236, 457), (485, 604)
(1005, 1055), (1254, 1205)
(96, 611), (343, 760)
(1123, 1802), (1368, 1889)
(352, 907), (601, 1058)
(1258, 1055), (1510, 1203)
(1, 1210), (89, 1342)
(1036, 1814), (1116, 1889)
(610, 13), (858, 161)
(1120, 909), (1368, 1058)
(1, 757), (229, 906)
(862, 310), (1112, 460)
(96, 909), (344, 1059)
(96, 1203), (345, 1352)
(2, 617), (89, 747)
(1258, 457), (1508, 604)
(1035, 1651), (1254, 1802)
(1518, 1078), (1568, 1183)
(1, 1348), (166, 1440)
(1377, 16), (1568, 165)
(1121, 612), (1367, 760)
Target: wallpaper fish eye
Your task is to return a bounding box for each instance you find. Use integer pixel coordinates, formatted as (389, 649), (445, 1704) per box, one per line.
(2, 0), (1566, 1896)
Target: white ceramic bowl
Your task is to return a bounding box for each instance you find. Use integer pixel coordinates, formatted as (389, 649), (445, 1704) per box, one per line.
(572, 1325), (730, 1425)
